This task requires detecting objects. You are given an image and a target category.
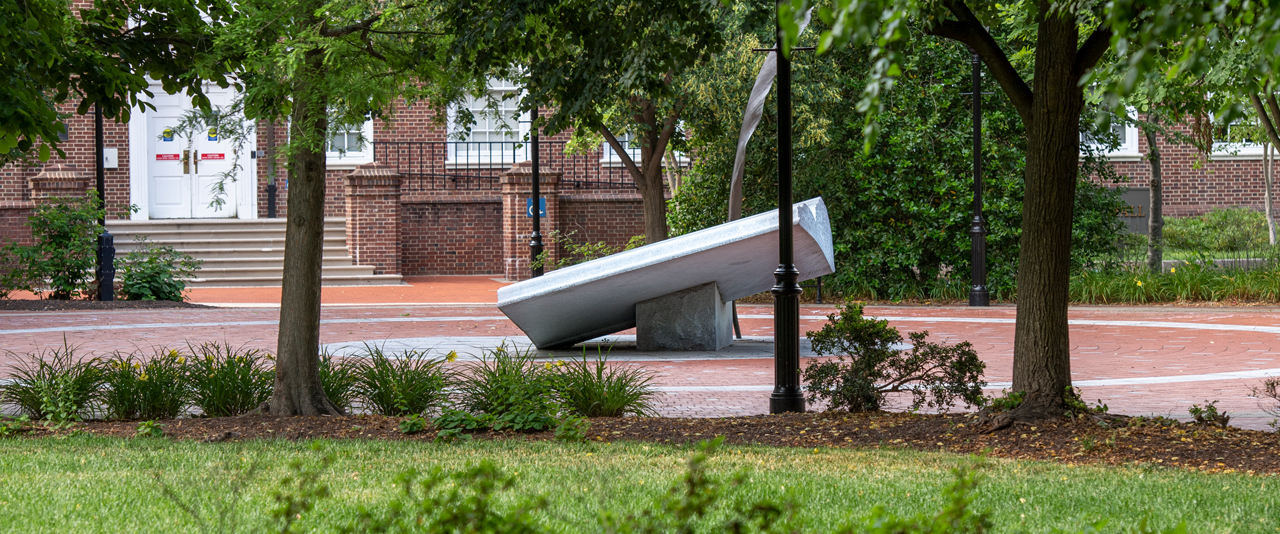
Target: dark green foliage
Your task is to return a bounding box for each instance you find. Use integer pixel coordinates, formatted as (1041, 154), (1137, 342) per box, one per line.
(431, 408), (491, 441)
(1163, 207), (1269, 253)
(671, 17), (1128, 301)
(0, 195), (104, 300)
(981, 390), (1025, 413)
(0, 415), (32, 437)
(135, 420), (165, 438)
(551, 349), (657, 417)
(1188, 400), (1230, 428)
(185, 341), (272, 417)
(803, 305), (986, 413)
(553, 414), (590, 442)
(100, 349), (190, 420)
(118, 236), (201, 301)
(341, 461), (547, 534)
(352, 344), (451, 416)
(1, 341), (103, 421)
(318, 351), (360, 414)
(455, 345), (559, 433)
(398, 414), (427, 435)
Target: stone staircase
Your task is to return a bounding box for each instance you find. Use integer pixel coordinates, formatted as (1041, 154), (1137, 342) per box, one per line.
(105, 218), (403, 287)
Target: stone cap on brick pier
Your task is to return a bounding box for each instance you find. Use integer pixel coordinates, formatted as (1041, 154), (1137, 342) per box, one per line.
(500, 161), (562, 187)
(29, 163), (89, 200)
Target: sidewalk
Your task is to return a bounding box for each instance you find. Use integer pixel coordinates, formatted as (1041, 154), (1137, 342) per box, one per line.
(187, 275), (510, 306)
(2, 280), (1279, 429)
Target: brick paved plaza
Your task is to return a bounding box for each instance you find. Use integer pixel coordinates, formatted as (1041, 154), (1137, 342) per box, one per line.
(2, 276), (1279, 430)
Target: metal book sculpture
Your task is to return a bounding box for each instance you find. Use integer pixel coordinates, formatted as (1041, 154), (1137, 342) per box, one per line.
(497, 197), (834, 350)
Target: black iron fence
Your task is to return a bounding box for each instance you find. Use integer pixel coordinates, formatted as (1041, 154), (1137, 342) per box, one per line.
(372, 141), (638, 193)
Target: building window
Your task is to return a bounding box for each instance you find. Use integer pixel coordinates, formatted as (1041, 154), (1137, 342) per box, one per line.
(1211, 119), (1266, 159)
(1081, 115), (1139, 157)
(602, 133), (642, 164)
(448, 80), (527, 165)
(326, 120), (373, 166)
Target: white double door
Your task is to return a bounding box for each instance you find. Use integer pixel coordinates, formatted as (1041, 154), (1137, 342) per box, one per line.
(146, 87), (244, 219)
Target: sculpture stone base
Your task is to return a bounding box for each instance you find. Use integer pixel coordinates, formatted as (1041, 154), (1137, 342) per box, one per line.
(636, 282), (733, 351)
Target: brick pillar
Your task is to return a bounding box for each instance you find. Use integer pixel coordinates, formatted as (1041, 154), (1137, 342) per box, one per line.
(502, 161), (561, 281)
(29, 164), (89, 204)
(344, 162), (402, 275)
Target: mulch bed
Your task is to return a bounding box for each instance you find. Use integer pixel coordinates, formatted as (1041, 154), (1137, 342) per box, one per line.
(0, 300), (210, 311)
(14, 411), (1278, 475)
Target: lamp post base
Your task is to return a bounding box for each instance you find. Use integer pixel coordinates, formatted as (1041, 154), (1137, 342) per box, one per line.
(769, 387), (806, 414)
(969, 287), (989, 307)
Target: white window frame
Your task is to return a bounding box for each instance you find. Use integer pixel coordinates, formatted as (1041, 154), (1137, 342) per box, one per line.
(1210, 120), (1267, 160)
(447, 80), (528, 167)
(601, 132), (691, 168)
(326, 120), (374, 168)
(1080, 112), (1141, 161)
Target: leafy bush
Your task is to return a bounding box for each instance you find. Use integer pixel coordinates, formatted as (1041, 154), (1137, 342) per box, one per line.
(136, 420), (165, 438)
(1164, 207), (1268, 252)
(455, 344), (558, 432)
(1188, 400), (1230, 428)
(1250, 377), (1280, 431)
(319, 351), (361, 414)
(0, 194), (104, 299)
(117, 236), (201, 301)
(185, 341), (272, 417)
(802, 304), (986, 413)
(352, 344), (452, 416)
(550, 349), (657, 417)
(0, 415), (32, 437)
(100, 349), (190, 420)
(398, 414), (427, 435)
(1, 342), (103, 421)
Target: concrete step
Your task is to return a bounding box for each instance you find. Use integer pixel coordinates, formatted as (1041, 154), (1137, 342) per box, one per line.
(104, 217), (401, 288)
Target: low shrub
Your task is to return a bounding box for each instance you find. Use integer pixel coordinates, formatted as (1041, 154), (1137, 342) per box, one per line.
(1164, 207), (1268, 252)
(455, 344), (558, 432)
(136, 420), (165, 438)
(319, 351), (360, 414)
(1250, 377), (1280, 431)
(531, 230), (645, 271)
(0, 195), (104, 299)
(802, 304), (986, 413)
(117, 236), (202, 301)
(551, 349), (656, 417)
(0, 415), (32, 437)
(185, 342), (272, 417)
(1, 342), (103, 421)
(100, 349), (189, 420)
(353, 344), (452, 416)
(1188, 400), (1230, 428)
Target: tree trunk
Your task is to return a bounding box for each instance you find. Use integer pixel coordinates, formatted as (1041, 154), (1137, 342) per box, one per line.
(1005, 13), (1083, 421)
(270, 43), (342, 416)
(1145, 127), (1164, 272)
(1266, 143), (1275, 245)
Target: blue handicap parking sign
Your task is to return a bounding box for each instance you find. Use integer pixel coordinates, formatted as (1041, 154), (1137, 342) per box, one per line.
(526, 198), (546, 218)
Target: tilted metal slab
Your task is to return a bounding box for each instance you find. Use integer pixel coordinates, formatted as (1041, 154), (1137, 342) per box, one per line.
(498, 197), (835, 349)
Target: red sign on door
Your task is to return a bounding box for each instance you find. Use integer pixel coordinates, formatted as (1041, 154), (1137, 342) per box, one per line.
(200, 153), (226, 160)
(156, 154), (180, 161)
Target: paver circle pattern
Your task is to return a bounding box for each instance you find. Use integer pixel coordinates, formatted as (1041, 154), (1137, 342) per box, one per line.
(1, 303), (1278, 430)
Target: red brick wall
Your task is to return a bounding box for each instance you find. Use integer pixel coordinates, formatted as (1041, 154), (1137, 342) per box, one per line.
(0, 105), (131, 217)
(0, 203), (33, 247)
(557, 193), (647, 256)
(1101, 125), (1279, 217)
(400, 193), (503, 275)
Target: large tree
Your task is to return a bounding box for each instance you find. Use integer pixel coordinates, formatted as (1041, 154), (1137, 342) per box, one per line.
(445, 0), (726, 242)
(780, 0), (1227, 425)
(217, 0), (467, 415)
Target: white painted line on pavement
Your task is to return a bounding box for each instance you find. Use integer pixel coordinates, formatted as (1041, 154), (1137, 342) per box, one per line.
(0, 316), (510, 335)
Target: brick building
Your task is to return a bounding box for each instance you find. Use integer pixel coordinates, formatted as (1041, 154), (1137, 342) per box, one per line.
(0, 82), (656, 286)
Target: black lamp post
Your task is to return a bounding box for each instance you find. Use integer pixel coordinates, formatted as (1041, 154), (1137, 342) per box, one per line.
(967, 48), (989, 307)
(94, 103), (116, 301)
(530, 106), (544, 277)
(769, 6), (805, 414)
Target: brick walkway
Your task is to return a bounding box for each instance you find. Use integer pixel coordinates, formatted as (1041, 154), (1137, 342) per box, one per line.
(1, 277), (1278, 430)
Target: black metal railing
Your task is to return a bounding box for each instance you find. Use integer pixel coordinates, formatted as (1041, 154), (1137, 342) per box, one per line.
(373, 141), (638, 192)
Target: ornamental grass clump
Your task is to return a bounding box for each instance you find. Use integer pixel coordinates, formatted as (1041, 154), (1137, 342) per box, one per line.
(352, 344), (452, 416)
(455, 344), (558, 432)
(318, 350), (360, 414)
(185, 341), (272, 417)
(802, 304), (986, 413)
(1, 341), (103, 422)
(551, 348), (657, 417)
(100, 349), (190, 420)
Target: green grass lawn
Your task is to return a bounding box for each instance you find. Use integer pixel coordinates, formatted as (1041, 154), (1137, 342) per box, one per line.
(0, 436), (1276, 533)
